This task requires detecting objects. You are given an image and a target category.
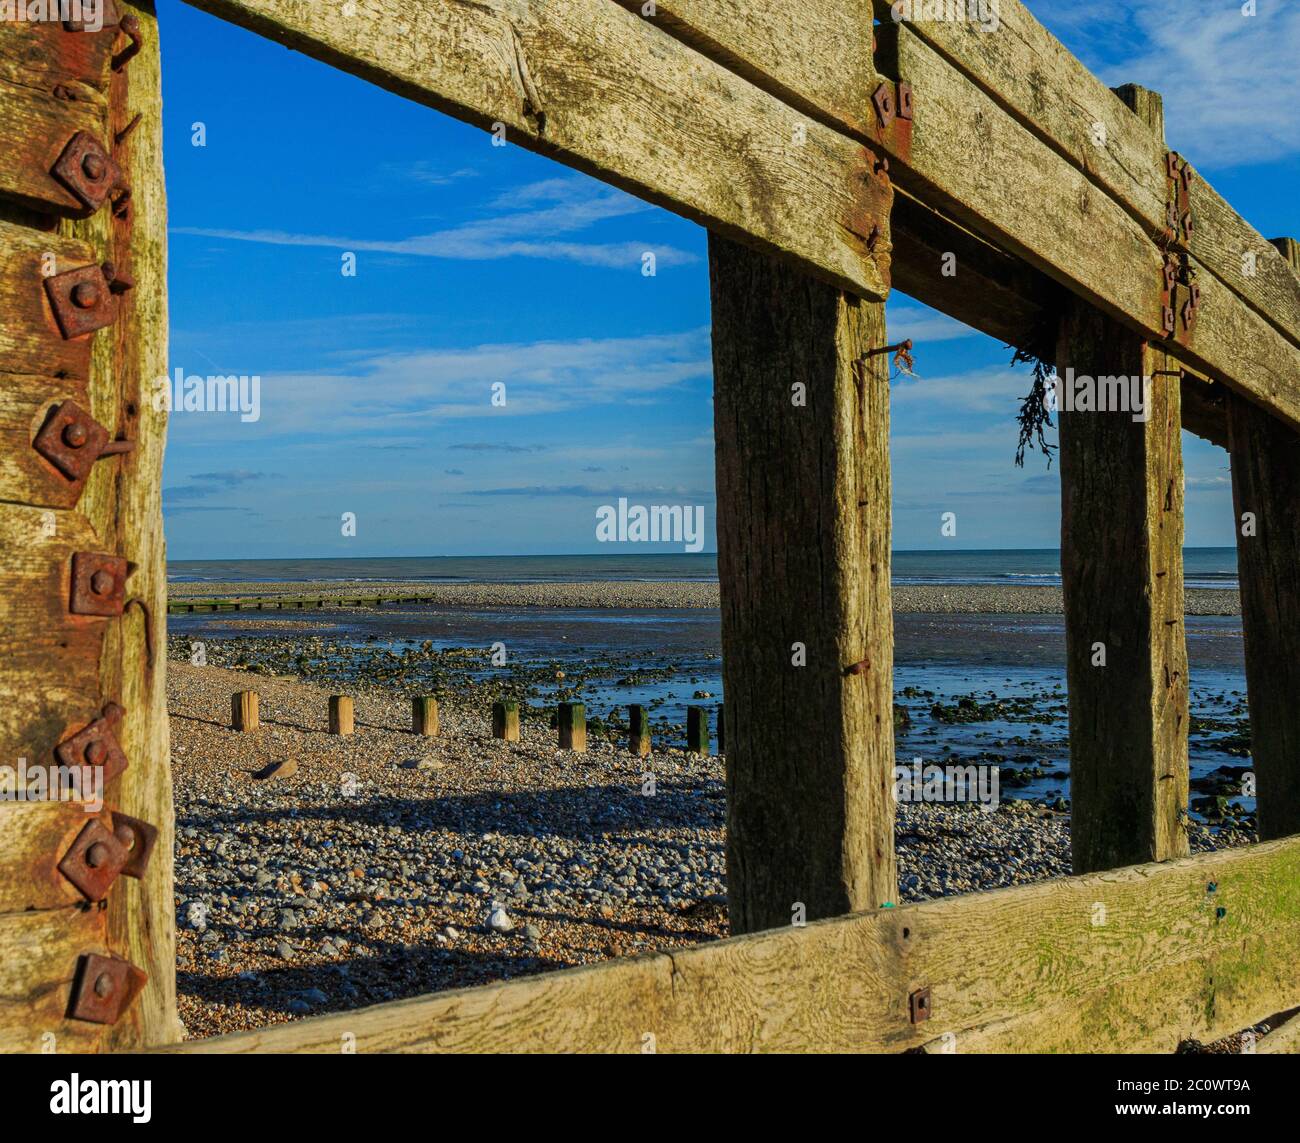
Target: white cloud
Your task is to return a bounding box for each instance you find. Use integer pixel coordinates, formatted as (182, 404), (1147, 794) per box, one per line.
(173, 176), (698, 269)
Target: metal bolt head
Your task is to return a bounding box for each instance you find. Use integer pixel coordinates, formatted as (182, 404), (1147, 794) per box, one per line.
(90, 569), (115, 596)
(86, 842), (110, 868)
(71, 281), (102, 310)
(94, 972), (115, 998)
(82, 153), (107, 181)
(62, 422), (89, 449)
(86, 738), (108, 766)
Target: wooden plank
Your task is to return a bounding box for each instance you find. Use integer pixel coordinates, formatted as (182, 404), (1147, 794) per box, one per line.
(0, 220), (96, 381)
(159, 835), (1300, 1054)
(0, 372), (93, 510)
(0, 63), (111, 216)
(710, 234), (896, 934)
(0, 506), (109, 768)
(879, 1), (1300, 351)
(1057, 298), (1189, 872)
(0, 906), (111, 1054)
(0, 803), (115, 914)
(182, 0), (890, 299)
(1228, 237), (1300, 841)
(66, 0), (181, 1050)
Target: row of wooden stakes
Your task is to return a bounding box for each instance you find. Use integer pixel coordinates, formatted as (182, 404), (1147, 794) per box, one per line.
(228, 690), (722, 756)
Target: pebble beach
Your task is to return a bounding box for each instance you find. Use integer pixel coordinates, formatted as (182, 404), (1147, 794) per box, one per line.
(169, 644), (1253, 1039)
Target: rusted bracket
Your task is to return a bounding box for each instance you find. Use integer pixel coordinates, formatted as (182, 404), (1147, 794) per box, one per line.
(33, 400), (135, 492)
(909, 986), (931, 1023)
(1160, 250), (1200, 346)
(44, 262), (133, 340)
(71, 551), (131, 617)
(872, 80), (913, 128)
(69, 953), (147, 1025)
(58, 818), (128, 903)
(54, 702), (129, 784)
(50, 131), (129, 216)
(110, 811), (158, 879)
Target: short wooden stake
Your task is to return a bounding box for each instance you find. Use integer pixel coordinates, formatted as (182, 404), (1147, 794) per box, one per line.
(329, 695), (354, 736)
(412, 696), (439, 736)
(558, 702), (586, 752)
(686, 706), (710, 756)
(231, 691), (259, 733)
(628, 704), (651, 757)
(493, 699), (520, 742)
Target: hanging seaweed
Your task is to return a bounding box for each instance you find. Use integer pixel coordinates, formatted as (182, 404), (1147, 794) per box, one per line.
(1011, 349), (1057, 469)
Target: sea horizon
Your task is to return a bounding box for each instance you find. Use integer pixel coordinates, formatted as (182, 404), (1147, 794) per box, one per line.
(168, 547), (1241, 590)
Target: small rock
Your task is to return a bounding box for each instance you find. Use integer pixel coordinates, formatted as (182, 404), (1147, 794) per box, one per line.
(486, 906), (513, 933)
(275, 941), (293, 960)
(252, 757), (298, 781)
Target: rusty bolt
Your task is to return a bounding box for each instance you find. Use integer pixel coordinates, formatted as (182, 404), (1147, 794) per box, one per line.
(71, 282), (102, 309)
(94, 972), (115, 999)
(62, 422), (89, 449)
(86, 738), (108, 766)
(85, 842), (111, 868)
(81, 153), (107, 181)
(91, 570), (116, 596)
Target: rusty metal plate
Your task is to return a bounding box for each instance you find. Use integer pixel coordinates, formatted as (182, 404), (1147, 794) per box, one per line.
(872, 82), (896, 127)
(51, 131), (122, 213)
(58, 819), (128, 902)
(909, 987), (931, 1024)
(44, 264), (118, 340)
(32, 401), (111, 484)
(71, 551), (128, 616)
(110, 811), (158, 879)
(55, 702), (128, 784)
(68, 953), (146, 1026)
(897, 81), (913, 121)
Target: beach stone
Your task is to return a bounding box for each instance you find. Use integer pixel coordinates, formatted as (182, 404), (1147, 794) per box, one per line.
(252, 757), (298, 781)
(486, 906), (513, 933)
(275, 941), (293, 960)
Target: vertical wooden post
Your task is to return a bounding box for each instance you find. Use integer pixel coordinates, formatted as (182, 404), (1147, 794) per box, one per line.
(710, 234), (896, 935)
(558, 702), (586, 751)
(717, 703), (725, 753)
(493, 699), (520, 742)
(686, 706), (710, 756)
(412, 696), (439, 736)
(1227, 236), (1300, 840)
(1057, 85), (1189, 873)
(328, 695), (354, 736)
(1058, 305), (1189, 870)
(232, 691), (259, 733)
(628, 704), (651, 756)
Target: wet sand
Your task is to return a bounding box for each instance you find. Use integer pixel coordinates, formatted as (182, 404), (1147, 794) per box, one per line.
(169, 579), (1243, 616)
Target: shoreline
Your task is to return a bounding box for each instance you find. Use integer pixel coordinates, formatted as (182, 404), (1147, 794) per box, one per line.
(168, 579), (1243, 616)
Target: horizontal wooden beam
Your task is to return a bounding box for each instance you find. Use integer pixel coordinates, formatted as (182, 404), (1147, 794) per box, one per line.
(156, 836), (1300, 1054)
(180, 0), (890, 300)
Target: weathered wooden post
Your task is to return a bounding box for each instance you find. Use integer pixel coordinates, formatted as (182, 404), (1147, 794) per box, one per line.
(558, 702), (586, 751)
(412, 696), (439, 736)
(710, 234), (897, 935)
(686, 707), (710, 756)
(1057, 86), (1189, 872)
(492, 699), (520, 742)
(1227, 235), (1300, 840)
(628, 704), (651, 757)
(232, 691), (260, 733)
(328, 695), (354, 736)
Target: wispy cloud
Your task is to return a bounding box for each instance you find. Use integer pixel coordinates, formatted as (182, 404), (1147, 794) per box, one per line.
(164, 470), (276, 502)
(1033, 0), (1300, 168)
(173, 177), (699, 269)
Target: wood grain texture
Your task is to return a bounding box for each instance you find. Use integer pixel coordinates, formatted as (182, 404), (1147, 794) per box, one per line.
(64, 1), (180, 1049)
(158, 836), (1300, 1054)
(1057, 301), (1189, 872)
(182, 0), (891, 299)
(0, 220), (96, 381)
(0, 66), (111, 216)
(0, 372), (94, 509)
(0, 802), (116, 914)
(710, 234), (896, 934)
(1227, 238), (1300, 840)
(0, 906), (112, 1054)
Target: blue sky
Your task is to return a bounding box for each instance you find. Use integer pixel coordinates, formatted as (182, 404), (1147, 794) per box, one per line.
(158, 0), (1299, 559)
